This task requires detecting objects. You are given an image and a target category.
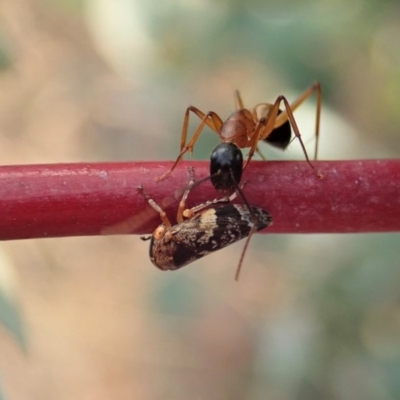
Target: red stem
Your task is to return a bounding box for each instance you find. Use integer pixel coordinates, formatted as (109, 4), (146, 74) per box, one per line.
(0, 160), (399, 240)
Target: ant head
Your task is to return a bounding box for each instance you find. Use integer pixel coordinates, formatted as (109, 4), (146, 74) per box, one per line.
(210, 143), (243, 195)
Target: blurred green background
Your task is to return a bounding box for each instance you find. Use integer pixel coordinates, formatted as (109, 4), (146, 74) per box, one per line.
(0, 0), (399, 399)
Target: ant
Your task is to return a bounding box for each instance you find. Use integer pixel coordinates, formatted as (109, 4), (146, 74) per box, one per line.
(156, 82), (322, 192)
(155, 83), (321, 278)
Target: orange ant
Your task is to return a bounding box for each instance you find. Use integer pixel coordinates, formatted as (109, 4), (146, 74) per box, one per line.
(156, 82), (322, 189)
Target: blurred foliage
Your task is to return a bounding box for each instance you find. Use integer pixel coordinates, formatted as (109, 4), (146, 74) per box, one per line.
(0, 34), (12, 71)
(0, 290), (26, 351)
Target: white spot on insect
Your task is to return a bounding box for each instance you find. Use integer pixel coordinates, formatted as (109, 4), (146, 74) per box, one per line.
(196, 209), (219, 245)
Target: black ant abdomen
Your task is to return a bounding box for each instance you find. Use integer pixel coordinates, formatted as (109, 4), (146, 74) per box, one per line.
(264, 109), (292, 150)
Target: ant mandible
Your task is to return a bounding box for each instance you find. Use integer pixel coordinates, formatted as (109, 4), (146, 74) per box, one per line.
(156, 82), (322, 191)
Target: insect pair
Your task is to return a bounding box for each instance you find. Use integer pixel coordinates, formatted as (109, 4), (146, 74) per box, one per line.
(139, 167), (272, 280)
(140, 83), (322, 278)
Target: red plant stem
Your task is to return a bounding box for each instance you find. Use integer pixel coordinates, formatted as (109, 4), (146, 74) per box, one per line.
(0, 160), (399, 240)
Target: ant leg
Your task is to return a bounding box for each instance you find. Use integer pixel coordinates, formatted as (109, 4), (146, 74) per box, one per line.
(232, 177), (260, 281)
(236, 91), (272, 168)
(155, 108), (224, 181)
(176, 167), (197, 223)
(242, 114), (270, 171)
(183, 190), (239, 218)
(280, 95), (322, 176)
(246, 95), (321, 177)
(137, 185), (172, 228)
(274, 82), (322, 160)
(235, 89), (269, 162)
(180, 106), (223, 151)
(234, 90), (245, 110)
(182, 110), (223, 156)
(235, 221), (256, 281)
(183, 171), (251, 218)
